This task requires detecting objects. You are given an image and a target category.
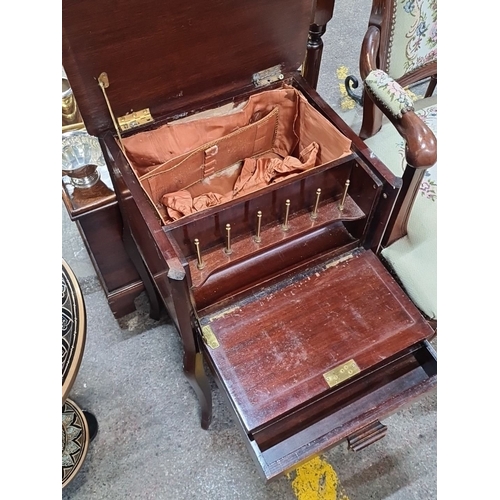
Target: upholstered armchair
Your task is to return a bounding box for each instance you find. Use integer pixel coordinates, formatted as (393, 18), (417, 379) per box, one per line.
(348, 0), (437, 329)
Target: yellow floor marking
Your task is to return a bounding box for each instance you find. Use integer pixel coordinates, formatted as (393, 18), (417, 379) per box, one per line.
(336, 66), (356, 111)
(287, 456), (350, 500)
(336, 64), (425, 111)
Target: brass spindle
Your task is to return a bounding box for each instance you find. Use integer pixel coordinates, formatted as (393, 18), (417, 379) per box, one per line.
(224, 224), (232, 254)
(339, 179), (350, 211)
(254, 211), (262, 243)
(282, 199), (291, 231)
(194, 238), (205, 270)
(310, 188), (321, 219)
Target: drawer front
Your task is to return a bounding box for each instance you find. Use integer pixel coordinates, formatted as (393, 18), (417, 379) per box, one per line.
(249, 341), (436, 480)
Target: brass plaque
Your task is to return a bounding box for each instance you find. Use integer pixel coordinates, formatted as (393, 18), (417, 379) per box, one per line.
(323, 359), (360, 388)
(201, 325), (220, 349)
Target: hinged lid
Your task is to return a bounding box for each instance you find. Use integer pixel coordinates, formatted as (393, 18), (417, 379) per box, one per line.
(62, 0), (316, 137)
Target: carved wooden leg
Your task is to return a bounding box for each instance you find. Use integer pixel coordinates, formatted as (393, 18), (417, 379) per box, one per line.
(169, 275), (212, 429)
(302, 23), (327, 89)
(122, 222), (162, 320)
(183, 351), (213, 430)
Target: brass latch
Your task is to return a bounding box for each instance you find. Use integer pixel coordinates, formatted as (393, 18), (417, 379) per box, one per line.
(201, 325), (220, 349)
(118, 108), (154, 132)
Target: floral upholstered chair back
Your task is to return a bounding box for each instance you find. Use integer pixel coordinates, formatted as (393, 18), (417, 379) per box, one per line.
(355, 0), (438, 325)
(384, 0), (437, 82)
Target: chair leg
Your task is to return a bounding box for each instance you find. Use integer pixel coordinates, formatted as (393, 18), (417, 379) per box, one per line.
(302, 0), (336, 88)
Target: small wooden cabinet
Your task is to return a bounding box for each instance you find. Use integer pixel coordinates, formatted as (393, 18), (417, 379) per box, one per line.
(62, 167), (145, 319)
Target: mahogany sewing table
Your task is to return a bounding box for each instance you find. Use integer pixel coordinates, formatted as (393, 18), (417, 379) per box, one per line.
(62, 0), (436, 481)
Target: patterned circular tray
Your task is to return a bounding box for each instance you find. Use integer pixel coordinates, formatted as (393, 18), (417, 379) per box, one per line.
(62, 399), (90, 488)
(62, 259), (86, 404)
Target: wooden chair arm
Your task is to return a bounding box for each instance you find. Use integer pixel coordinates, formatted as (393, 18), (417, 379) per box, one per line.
(359, 25), (380, 80)
(363, 70), (436, 170)
(382, 111), (436, 246)
(395, 111), (437, 170)
(358, 26), (383, 139)
(362, 70), (437, 246)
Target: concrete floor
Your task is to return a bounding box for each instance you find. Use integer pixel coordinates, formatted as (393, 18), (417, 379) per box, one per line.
(61, 1), (437, 498)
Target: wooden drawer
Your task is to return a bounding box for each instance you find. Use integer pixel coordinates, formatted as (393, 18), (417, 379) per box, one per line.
(199, 248), (436, 479)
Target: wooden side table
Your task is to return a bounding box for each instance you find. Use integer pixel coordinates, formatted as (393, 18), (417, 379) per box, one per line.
(62, 166), (145, 319)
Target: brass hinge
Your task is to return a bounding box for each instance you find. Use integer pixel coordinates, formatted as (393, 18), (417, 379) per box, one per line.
(118, 108), (154, 132)
(323, 359), (360, 388)
(201, 324), (220, 349)
(253, 64), (284, 87)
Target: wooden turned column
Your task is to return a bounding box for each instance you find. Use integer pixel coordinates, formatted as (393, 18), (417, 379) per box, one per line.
(302, 0), (336, 88)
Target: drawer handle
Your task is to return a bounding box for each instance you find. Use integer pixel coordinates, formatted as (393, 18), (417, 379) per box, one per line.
(347, 421), (388, 452)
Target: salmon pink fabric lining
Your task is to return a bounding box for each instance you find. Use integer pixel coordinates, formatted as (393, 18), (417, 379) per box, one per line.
(121, 85), (352, 224)
(162, 142), (319, 220)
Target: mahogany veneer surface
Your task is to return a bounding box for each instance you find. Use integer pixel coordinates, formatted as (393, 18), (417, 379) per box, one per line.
(62, 0), (315, 137)
(201, 249), (431, 432)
